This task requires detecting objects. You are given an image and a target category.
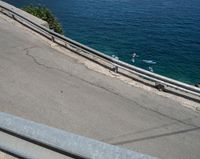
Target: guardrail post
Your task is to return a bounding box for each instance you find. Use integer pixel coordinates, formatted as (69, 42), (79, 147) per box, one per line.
(113, 65), (118, 73)
(155, 82), (165, 91)
(51, 36), (55, 42)
(11, 14), (15, 20)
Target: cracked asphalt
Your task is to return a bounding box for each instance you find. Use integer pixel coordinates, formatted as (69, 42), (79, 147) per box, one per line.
(0, 13), (200, 159)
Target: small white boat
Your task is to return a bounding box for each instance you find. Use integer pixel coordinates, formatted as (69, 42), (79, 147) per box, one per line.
(142, 60), (157, 64)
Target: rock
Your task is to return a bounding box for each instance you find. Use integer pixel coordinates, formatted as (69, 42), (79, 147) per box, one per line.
(195, 83), (200, 88)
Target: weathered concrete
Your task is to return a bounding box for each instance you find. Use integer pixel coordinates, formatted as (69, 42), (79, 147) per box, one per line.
(0, 12), (200, 159)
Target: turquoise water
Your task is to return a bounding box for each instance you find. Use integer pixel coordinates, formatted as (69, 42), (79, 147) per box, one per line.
(4, 0), (200, 84)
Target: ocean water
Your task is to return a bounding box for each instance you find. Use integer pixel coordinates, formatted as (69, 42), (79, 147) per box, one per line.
(4, 0), (200, 85)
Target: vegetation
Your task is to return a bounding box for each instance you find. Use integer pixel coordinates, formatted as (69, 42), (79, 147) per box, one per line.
(22, 6), (64, 34)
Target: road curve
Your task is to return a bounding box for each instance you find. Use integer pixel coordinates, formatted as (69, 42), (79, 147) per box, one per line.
(0, 13), (200, 159)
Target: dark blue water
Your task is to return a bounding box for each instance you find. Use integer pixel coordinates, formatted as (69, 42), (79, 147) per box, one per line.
(4, 0), (200, 84)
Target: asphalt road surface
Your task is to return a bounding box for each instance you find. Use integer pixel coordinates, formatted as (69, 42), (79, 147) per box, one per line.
(0, 13), (200, 159)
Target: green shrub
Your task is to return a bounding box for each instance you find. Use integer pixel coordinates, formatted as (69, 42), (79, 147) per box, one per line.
(22, 6), (64, 34)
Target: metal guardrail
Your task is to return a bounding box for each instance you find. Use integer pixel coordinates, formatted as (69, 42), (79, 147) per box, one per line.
(0, 2), (200, 98)
(0, 112), (157, 159)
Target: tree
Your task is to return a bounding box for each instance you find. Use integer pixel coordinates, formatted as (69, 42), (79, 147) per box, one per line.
(22, 6), (64, 34)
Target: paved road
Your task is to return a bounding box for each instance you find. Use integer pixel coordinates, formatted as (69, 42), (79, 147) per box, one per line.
(0, 13), (200, 159)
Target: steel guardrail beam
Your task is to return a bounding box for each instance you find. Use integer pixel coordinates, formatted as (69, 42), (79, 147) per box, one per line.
(0, 112), (157, 159)
(0, 131), (73, 159)
(0, 1), (200, 98)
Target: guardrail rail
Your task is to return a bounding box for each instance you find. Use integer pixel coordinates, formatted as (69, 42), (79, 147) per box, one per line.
(0, 1), (200, 100)
(0, 112), (157, 159)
